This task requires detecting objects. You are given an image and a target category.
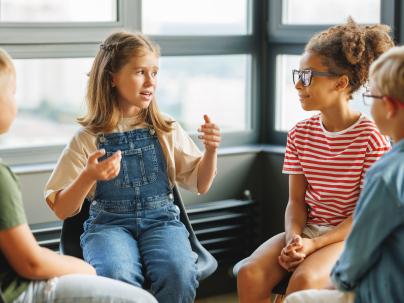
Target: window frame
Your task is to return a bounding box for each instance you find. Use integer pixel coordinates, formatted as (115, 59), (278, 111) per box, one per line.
(0, 0), (262, 166)
(265, 0), (401, 145)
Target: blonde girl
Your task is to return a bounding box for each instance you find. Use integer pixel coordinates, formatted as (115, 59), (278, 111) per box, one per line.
(0, 48), (156, 303)
(45, 32), (220, 303)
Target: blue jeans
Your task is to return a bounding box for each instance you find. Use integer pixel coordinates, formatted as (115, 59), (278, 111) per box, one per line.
(81, 200), (198, 303)
(13, 274), (157, 303)
(80, 128), (198, 303)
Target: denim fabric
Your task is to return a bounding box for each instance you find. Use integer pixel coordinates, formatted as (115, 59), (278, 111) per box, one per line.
(80, 128), (198, 303)
(331, 139), (404, 303)
(13, 275), (157, 303)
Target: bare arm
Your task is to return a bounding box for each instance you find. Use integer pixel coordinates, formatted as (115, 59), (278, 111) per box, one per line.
(197, 115), (220, 194)
(197, 150), (217, 194)
(312, 215), (352, 249)
(0, 224), (95, 280)
(284, 174), (308, 244)
(51, 149), (121, 220)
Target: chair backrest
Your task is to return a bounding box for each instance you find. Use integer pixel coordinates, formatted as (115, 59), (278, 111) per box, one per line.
(60, 186), (218, 281)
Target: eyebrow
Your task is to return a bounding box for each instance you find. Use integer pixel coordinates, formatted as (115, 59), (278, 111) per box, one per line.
(132, 65), (159, 70)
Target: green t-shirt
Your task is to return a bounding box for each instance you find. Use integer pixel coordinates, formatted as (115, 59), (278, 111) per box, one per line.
(0, 163), (30, 302)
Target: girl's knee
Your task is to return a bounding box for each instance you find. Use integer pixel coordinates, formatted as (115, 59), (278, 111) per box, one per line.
(237, 260), (265, 286)
(287, 270), (319, 293)
(153, 261), (198, 292)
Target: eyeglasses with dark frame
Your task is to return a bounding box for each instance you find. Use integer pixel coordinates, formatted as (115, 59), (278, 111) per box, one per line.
(362, 93), (384, 106)
(362, 92), (404, 108)
(292, 69), (339, 87)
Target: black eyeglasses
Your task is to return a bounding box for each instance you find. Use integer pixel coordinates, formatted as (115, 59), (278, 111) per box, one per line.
(362, 92), (404, 108)
(362, 93), (384, 106)
(292, 69), (339, 87)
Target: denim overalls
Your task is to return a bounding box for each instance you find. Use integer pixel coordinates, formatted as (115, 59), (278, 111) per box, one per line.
(80, 128), (198, 303)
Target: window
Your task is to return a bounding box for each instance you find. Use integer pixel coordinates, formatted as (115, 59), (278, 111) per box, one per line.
(0, 58), (91, 149)
(0, 0), (258, 165)
(142, 0), (249, 35)
(0, 0), (117, 23)
(158, 55), (250, 132)
(282, 0), (380, 25)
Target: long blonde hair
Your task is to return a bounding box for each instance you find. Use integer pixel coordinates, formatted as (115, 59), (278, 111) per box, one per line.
(78, 31), (174, 134)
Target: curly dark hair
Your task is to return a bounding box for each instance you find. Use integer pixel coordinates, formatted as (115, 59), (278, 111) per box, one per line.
(305, 17), (394, 99)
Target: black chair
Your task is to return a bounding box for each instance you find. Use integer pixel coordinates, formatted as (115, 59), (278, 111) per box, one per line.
(60, 186), (218, 281)
(232, 257), (290, 301)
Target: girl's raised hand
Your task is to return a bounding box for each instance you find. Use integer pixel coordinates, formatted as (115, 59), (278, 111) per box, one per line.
(83, 149), (122, 181)
(198, 114), (221, 152)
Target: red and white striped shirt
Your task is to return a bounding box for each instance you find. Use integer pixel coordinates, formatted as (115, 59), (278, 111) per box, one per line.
(283, 114), (390, 226)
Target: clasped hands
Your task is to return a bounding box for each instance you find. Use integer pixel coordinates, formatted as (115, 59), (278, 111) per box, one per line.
(278, 234), (317, 272)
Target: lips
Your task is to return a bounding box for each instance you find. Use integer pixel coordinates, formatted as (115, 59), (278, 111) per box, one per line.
(299, 95), (309, 101)
(140, 91), (153, 96)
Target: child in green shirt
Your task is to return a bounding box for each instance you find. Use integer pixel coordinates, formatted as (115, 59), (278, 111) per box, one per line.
(0, 48), (156, 303)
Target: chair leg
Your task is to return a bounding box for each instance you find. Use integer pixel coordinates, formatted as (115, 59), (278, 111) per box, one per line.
(273, 294), (286, 303)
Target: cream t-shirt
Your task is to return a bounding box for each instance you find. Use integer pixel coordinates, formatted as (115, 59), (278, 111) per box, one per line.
(44, 116), (203, 211)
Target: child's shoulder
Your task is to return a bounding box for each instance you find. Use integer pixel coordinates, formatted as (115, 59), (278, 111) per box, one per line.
(354, 114), (389, 143)
(65, 127), (97, 155)
(0, 162), (18, 190)
(0, 162), (14, 179)
(70, 127), (97, 144)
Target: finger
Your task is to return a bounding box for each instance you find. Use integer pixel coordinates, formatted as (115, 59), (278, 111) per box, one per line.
(100, 150), (121, 165)
(293, 235), (303, 245)
(200, 123), (220, 130)
(105, 167), (120, 179)
(198, 135), (221, 142)
(203, 114), (211, 124)
(199, 127), (219, 135)
(278, 256), (288, 270)
(203, 141), (220, 147)
(289, 242), (303, 251)
(281, 247), (290, 257)
(204, 141), (220, 149)
(288, 258), (305, 268)
(279, 253), (294, 263)
(89, 149), (106, 163)
(288, 250), (305, 259)
(98, 156), (121, 173)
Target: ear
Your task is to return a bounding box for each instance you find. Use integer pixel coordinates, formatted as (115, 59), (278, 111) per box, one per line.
(335, 75), (350, 91)
(110, 72), (117, 88)
(383, 97), (397, 119)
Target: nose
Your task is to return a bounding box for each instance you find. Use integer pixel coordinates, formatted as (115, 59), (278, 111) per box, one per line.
(144, 73), (155, 87)
(294, 78), (303, 90)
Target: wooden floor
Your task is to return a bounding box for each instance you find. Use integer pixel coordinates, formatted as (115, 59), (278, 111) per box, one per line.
(195, 293), (238, 303)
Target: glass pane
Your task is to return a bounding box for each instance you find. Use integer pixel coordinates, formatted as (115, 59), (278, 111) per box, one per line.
(275, 55), (370, 132)
(0, 0), (117, 23)
(282, 0), (380, 25)
(0, 58), (92, 149)
(0, 55), (249, 149)
(158, 55), (250, 132)
(142, 0), (249, 35)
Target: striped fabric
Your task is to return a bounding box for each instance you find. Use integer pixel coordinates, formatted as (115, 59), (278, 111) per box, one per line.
(283, 114), (390, 226)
